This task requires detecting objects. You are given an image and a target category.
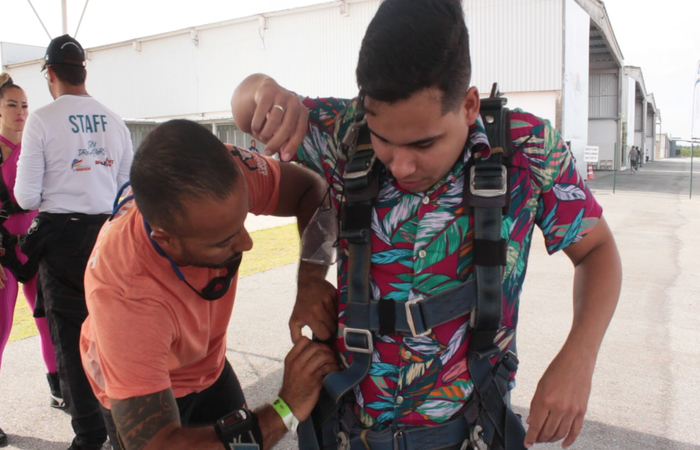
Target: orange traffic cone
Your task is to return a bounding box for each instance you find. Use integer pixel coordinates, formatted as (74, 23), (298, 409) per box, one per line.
(587, 164), (594, 180)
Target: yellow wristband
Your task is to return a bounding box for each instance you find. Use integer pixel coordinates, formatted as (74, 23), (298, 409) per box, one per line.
(271, 397), (298, 433)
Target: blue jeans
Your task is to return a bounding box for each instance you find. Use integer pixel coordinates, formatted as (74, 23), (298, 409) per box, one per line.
(40, 213), (110, 450)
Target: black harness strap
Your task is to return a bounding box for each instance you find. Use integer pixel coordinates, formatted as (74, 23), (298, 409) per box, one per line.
(464, 90), (526, 450)
(323, 117), (381, 403)
(0, 168), (36, 283)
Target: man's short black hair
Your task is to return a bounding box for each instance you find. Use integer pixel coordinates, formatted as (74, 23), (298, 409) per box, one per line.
(356, 0), (471, 113)
(49, 61), (87, 86)
(130, 119), (241, 232)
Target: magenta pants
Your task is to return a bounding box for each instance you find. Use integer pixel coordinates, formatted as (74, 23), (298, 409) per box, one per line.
(0, 269), (57, 373)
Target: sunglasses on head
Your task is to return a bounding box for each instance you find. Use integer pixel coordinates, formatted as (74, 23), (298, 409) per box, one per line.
(143, 219), (242, 301)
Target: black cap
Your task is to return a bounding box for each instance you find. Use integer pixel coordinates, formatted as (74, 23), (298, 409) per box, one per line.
(42, 34), (86, 70)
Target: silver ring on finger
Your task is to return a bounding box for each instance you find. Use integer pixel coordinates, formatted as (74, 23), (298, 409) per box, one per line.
(273, 104), (285, 113)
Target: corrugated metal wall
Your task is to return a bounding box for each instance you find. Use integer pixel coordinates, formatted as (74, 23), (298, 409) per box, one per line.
(8, 1), (380, 120)
(466, 0), (563, 93)
(588, 72), (618, 118)
(9, 0), (574, 121)
(93, 1), (379, 118)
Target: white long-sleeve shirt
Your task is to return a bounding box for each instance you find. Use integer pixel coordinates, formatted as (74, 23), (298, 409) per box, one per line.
(16, 94), (133, 214)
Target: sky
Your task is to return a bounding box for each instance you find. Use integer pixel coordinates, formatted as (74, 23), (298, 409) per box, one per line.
(1, 0), (699, 139)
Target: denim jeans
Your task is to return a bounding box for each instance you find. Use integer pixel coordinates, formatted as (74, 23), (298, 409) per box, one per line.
(101, 359), (246, 449)
(41, 213), (110, 450)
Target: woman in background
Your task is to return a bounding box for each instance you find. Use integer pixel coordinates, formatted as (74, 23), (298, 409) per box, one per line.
(0, 73), (63, 448)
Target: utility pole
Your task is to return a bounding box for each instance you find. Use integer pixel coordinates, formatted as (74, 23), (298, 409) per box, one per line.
(691, 60), (700, 199)
(61, 0), (68, 34)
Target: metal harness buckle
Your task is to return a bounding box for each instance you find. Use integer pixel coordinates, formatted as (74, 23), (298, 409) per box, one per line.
(343, 327), (374, 354)
(466, 425), (487, 450)
(344, 152), (377, 180)
(392, 426), (405, 450)
(405, 298), (432, 337)
(469, 165), (508, 197)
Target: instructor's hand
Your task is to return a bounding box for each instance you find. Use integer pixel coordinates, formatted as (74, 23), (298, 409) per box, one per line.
(290, 272), (337, 343)
(279, 337), (337, 422)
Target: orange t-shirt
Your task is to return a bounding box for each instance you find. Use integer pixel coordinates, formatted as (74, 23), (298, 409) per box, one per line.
(80, 150), (280, 409)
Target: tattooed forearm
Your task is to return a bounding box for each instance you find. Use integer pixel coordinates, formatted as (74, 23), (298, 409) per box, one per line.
(111, 389), (180, 450)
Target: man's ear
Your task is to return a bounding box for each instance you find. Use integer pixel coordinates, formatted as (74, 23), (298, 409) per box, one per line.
(150, 227), (180, 255)
(462, 86), (481, 126)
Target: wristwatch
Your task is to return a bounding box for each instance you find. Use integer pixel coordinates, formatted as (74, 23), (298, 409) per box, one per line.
(271, 397), (299, 433)
(214, 408), (262, 449)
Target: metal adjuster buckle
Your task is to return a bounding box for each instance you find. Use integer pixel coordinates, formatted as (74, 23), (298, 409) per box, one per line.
(469, 166), (507, 197)
(405, 298), (431, 337)
(344, 152), (377, 180)
(392, 426), (406, 450)
(465, 425), (487, 450)
(343, 328), (373, 354)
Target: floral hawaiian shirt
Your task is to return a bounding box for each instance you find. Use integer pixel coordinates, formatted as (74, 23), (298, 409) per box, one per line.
(295, 97), (602, 428)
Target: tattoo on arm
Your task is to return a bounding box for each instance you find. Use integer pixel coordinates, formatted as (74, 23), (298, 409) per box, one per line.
(111, 389), (180, 450)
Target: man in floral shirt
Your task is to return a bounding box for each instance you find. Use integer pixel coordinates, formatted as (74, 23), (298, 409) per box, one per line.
(232, 1), (621, 448)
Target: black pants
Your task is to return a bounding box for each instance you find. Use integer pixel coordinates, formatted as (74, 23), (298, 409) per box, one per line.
(40, 213), (110, 450)
(101, 359), (246, 449)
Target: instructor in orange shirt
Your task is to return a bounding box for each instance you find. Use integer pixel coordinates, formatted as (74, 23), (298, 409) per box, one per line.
(80, 119), (337, 450)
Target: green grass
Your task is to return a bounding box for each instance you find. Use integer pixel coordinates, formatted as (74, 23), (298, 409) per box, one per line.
(8, 223), (300, 343)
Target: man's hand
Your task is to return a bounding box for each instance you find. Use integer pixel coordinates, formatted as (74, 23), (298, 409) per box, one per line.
(290, 262), (337, 343)
(232, 74), (309, 161)
(279, 337), (338, 422)
(524, 347), (593, 448)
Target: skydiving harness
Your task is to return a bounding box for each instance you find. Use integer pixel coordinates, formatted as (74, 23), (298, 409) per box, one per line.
(298, 85), (527, 450)
(0, 136), (38, 283)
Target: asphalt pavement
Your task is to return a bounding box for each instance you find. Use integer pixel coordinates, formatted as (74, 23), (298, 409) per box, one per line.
(1, 158), (699, 449)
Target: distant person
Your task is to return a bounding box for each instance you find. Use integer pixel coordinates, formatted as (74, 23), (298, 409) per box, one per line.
(637, 146), (643, 168)
(248, 138), (260, 154)
(79, 120), (336, 449)
(15, 35), (134, 450)
(629, 146), (638, 173)
(0, 73), (64, 448)
(646, 148), (650, 162)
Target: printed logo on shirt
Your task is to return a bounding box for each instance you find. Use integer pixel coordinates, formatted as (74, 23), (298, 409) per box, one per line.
(230, 146), (269, 176)
(95, 159), (114, 167)
(71, 158), (91, 172)
(78, 140), (107, 157)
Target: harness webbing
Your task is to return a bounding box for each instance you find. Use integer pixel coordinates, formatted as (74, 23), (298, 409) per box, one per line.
(324, 120), (379, 403)
(0, 136), (36, 283)
(464, 94), (526, 450)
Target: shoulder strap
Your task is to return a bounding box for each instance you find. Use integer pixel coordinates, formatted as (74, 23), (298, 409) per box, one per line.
(464, 83), (527, 449)
(323, 113), (381, 402)
(464, 83), (510, 350)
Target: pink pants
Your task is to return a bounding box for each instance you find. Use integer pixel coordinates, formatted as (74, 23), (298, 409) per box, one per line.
(0, 269), (57, 373)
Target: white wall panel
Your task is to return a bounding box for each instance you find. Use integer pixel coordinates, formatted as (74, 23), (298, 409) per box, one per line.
(622, 76), (636, 155)
(467, 0), (563, 94)
(589, 72), (618, 118)
(499, 91), (558, 124)
(588, 119), (617, 164)
(562, 0), (590, 177)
